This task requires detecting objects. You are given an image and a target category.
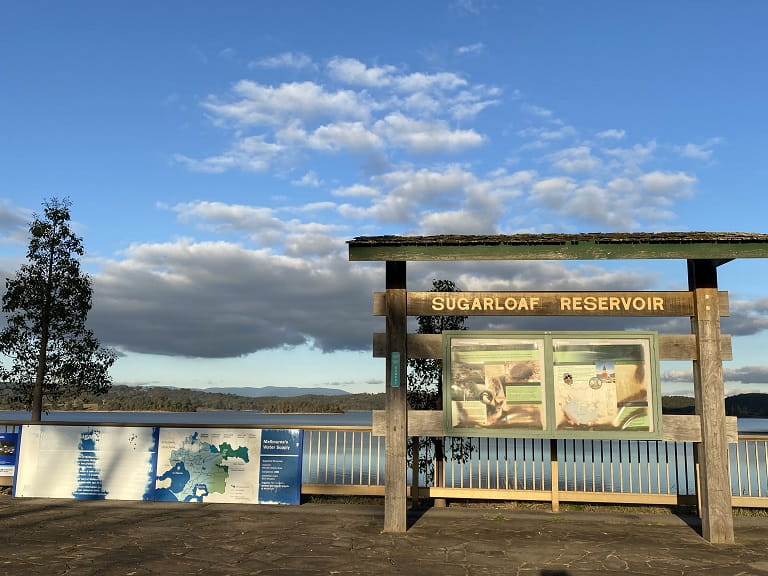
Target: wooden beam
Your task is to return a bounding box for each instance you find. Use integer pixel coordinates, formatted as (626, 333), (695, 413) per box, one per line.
(372, 332), (733, 361)
(383, 261), (408, 533)
(373, 291), (730, 316)
(371, 410), (739, 443)
(688, 259), (734, 544)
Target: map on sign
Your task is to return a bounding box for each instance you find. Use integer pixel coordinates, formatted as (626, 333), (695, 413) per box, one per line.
(154, 428), (260, 503)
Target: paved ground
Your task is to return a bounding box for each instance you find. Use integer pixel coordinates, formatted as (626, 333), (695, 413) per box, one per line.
(0, 497), (767, 575)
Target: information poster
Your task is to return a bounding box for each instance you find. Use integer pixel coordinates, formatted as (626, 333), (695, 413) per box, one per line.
(448, 337), (546, 431)
(257, 429), (303, 505)
(14, 425), (158, 500)
(444, 331), (661, 439)
(154, 427), (302, 505)
(14, 425), (304, 505)
(553, 338), (653, 432)
(0, 433), (18, 477)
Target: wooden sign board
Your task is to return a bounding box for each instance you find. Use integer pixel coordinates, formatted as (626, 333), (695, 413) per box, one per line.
(400, 291), (729, 317)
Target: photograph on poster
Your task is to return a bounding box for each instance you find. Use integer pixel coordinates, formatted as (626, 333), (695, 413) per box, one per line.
(443, 331), (661, 439)
(448, 337), (546, 431)
(553, 338), (653, 432)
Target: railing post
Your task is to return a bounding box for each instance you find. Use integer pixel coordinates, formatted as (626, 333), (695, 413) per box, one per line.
(550, 438), (560, 512)
(410, 436), (420, 507)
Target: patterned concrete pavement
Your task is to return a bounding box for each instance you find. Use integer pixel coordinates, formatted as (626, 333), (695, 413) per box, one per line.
(0, 498), (767, 575)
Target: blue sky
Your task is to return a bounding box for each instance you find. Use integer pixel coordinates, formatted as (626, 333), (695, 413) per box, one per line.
(2, 1), (768, 396)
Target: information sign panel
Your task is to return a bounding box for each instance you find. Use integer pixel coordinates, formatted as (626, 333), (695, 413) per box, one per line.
(444, 331), (661, 439)
(0, 432), (19, 477)
(14, 425), (303, 505)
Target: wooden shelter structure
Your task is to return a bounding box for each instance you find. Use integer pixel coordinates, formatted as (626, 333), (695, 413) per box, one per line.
(348, 232), (768, 544)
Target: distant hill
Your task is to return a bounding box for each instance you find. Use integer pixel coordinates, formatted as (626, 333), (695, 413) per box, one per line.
(662, 393), (768, 418)
(201, 386), (349, 398)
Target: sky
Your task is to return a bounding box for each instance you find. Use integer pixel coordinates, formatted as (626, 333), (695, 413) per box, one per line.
(1, 1), (768, 398)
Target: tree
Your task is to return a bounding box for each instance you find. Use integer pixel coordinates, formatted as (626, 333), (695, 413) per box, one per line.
(0, 198), (116, 421)
(407, 279), (473, 490)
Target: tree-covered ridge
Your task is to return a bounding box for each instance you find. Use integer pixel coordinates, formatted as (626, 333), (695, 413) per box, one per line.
(662, 393), (768, 418)
(0, 383), (386, 413)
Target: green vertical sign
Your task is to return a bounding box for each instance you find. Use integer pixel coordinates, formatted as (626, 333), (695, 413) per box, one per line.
(391, 351), (401, 388)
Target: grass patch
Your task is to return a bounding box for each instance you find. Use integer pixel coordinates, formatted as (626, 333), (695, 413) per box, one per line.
(302, 494), (385, 506)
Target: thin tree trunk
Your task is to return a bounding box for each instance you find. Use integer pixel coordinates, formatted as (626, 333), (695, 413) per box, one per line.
(32, 228), (56, 422)
(32, 337), (46, 422)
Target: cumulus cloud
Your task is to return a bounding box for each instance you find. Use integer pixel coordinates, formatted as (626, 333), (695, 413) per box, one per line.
(547, 146), (602, 173)
(373, 113), (485, 154)
(139, 54), (735, 361)
(178, 55), (501, 174)
(202, 80), (368, 128)
(90, 239), (381, 357)
(87, 216), (685, 360)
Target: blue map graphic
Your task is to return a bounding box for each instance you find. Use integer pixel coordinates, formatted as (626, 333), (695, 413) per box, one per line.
(154, 431), (250, 502)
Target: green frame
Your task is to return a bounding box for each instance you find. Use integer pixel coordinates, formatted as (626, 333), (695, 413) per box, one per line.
(443, 330), (662, 439)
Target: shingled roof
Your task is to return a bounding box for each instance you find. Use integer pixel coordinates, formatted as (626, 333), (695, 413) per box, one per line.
(348, 232), (768, 262)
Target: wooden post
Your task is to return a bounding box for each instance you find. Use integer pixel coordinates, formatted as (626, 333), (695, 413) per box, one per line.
(384, 261), (408, 532)
(688, 259), (734, 544)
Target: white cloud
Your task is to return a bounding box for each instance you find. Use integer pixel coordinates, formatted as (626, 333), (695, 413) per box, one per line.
(326, 57), (399, 88)
(332, 184), (380, 198)
(291, 171), (322, 187)
(420, 208), (497, 234)
(547, 146), (602, 173)
(639, 171), (696, 198)
(373, 113), (485, 153)
(327, 56), (468, 94)
(171, 201), (285, 244)
(368, 165), (477, 224)
(602, 140), (657, 169)
(203, 80), (369, 128)
(174, 136), (283, 173)
(518, 125), (578, 148)
(455, 42), (485, 55)
(596, 129), (626, 140)
(179, 57), (499, 174)
(521, 103), (554, 118)
(249, 52), (314, 69)
(676, 138), (722, 161)
(306, 121), (384, 152)
(526, 167), (696, 230)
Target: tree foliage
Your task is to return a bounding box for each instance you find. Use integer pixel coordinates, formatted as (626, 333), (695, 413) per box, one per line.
(0, 198), (117, 420)
(407, 279), (473, 486)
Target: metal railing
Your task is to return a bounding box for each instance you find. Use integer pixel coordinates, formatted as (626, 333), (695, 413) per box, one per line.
(300, 427), (768, 509)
